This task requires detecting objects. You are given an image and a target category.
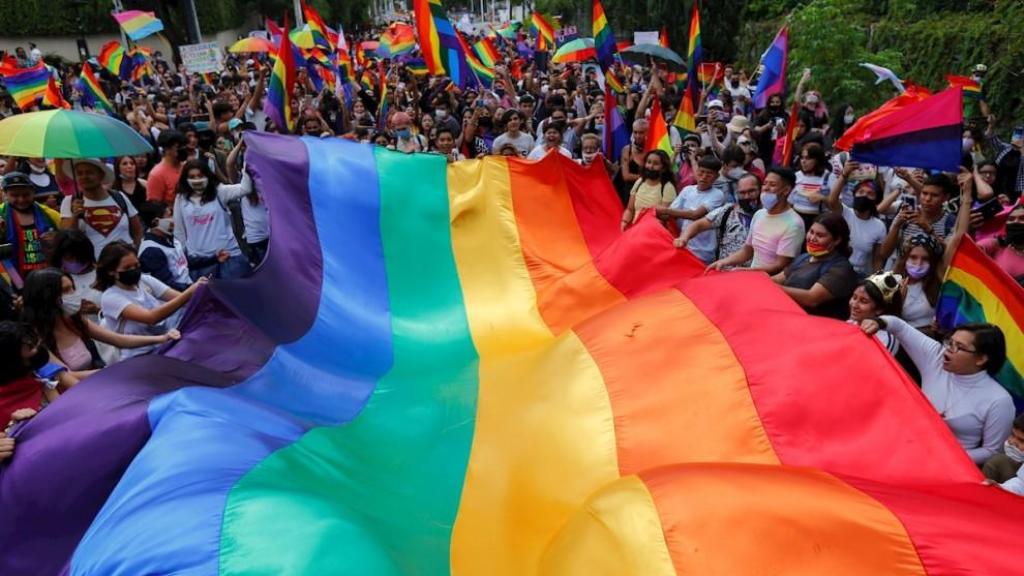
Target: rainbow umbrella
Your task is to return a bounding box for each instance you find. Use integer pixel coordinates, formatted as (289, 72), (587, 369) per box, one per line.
(229, 37), (276, 53)
(552, 38), (596, 64)
(0, 109), (153, 158)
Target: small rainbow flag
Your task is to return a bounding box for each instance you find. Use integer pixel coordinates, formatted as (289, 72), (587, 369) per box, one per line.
(474, 37), (500, 68)
(530, 11), (556, 51)
(264, 15), (298, 134)
(937, 236), (1023, 400)
(593, 0), (624, 94)
(380, 22), (417, 58)
(946, 74), (984, 100)
(129, 48), (152, 82)
(301, 1), (335, 52)
(404, 58), (429, 76)
(79, 62), (114, 115)
(98, 40), (131, 80)
(645, 97), (673, 158)
(0, 62), (49, 110)
(42, 75), (70, 109)
(111, 10), (164, 41)
(672, 4), (702, 132)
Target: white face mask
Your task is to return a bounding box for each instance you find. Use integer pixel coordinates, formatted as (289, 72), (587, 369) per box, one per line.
(581, 151), (597, 164)
(61, 293), (82, 316)
(157, 218), (174, 234)
(727, 167), (746, 180)
(1005, 440), (1024, 463)
(29, 163), (47, 174)
(844, 113), (856, 125)
(188, 177), (208, 192)
(435, 109), (448, 119)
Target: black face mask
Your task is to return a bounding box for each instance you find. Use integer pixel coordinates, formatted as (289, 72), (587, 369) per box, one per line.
(853, 196), (876, 214)
(118, 268), (143, 286)
(176, 147), (189, 162)
(28, 346), (50, 371)
(1006, 222), (1024, 244)
(643, 168), (661, 181)
(738, 198), (759, 214)
(478, 117), (492, 129)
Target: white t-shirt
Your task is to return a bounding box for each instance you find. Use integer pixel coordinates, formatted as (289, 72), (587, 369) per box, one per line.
(527, 145), (572, 161)
(746, 207), (805, 270)
(670, 185), (726, 263)
(241, 195), (269, 244)
(901, 281), (935, 329)
(492, 131), (535, 156)
(791, 171), (831, 215)
(841, 205), (887, 276)
(60, 192), (137, 259)
(99, 274), (171, 359)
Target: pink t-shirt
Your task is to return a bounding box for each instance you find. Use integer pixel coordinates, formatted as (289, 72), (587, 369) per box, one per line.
(146, 161), (182, 205)
(978, 237), (1024, 281)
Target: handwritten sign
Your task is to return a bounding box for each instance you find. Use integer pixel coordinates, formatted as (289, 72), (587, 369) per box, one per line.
(180, 42), (222, 74)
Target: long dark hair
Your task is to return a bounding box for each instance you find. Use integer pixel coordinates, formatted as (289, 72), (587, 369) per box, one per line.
(894, 237), (943, 306)
(175, 159), (218, 204)
(93, 241), (137, 291)
(0, 321), (36, 385)
(21, 268), (88, 360)
(814, 212), (852, 257)
(49, 229), (96, 269)
(800, 142), (827, 176)
(644, 150), (674, 185)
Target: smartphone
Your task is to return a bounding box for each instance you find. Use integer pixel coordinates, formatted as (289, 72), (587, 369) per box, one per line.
(975, 197), (1002, 220)
(901, 194), (917, 211)
(1012, 125), (1024, 142)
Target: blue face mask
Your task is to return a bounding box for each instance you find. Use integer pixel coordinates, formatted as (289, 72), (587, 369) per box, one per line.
(396, 128), (411, 139)
(760, 192), (779, 211)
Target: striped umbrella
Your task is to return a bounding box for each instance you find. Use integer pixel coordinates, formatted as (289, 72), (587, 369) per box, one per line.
(0, 109), (153, 158)
(552, 38), (596, 64)
(229, 37), (276, 53)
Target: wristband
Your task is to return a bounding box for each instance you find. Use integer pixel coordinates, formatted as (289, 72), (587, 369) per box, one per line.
(34, 361), (67, 381)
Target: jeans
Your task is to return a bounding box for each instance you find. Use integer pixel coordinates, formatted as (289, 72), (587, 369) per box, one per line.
(189, 254), (252, 281)
(247, 239), (269, 268)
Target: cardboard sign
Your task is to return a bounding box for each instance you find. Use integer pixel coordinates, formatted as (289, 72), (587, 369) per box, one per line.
(633, 31), (659, 45)
(180, 42), (222, 74)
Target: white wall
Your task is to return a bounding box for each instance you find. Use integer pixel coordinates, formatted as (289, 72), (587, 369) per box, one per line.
(0, 27), (252, 62)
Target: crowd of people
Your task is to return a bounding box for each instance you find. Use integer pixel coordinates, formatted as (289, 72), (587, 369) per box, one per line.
(0, 20), (1022, 496)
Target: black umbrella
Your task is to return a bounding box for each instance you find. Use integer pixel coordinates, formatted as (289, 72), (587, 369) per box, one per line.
(619, 44), (686, 71)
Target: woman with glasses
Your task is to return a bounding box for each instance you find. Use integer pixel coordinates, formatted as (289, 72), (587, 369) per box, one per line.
(860, 316), (1013, 465)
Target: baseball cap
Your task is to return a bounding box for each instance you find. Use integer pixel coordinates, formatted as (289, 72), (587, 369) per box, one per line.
(1, 171), (33, 191)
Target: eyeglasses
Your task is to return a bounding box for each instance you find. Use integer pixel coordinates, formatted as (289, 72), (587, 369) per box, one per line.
(942, 338), (978, 355)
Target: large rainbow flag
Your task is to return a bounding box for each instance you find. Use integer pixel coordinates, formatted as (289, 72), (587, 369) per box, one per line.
(1, 134), (1022, 575)
(937, 236), (1023, 401)
(0, 62), (49, 110)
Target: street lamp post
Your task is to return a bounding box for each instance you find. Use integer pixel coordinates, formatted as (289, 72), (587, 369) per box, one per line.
(70, 0), (90, 62)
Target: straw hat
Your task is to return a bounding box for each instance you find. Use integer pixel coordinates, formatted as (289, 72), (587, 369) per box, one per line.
(61, 158), (115, 187)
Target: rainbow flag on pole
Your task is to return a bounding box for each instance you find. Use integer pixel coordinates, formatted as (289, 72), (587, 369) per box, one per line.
(78, 62), (114, 115)
(380, 23), (417, 58)
(672, 3), (702, 132)
(937, 236), (1024, 400)
(301, 0), (335, 52)
(3, 133), (1022, 575)
(264, 16), (298, 134)
(530, 11), (556, 51)
(946, 74), (984, 100)
(592, 0), (624, 94)
(0, 62), (49, 110)
(112, 10), (164, 41)
(98, 40), (132, 80)
(413, 0), (477, 88)
(473, 37), (500, 68)
(645, 97), (673, 157)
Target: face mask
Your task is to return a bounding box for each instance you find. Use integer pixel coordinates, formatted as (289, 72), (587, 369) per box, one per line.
(28, 346), (50, 371)
(905, 262), (930, 279)
(157, 218), (174, 234)
(1006, 222), (1024, 244)
(582, 151), (597, 165)
(478, 117), (492, 129)
(188, 177), (208, 192)
(805, 96), (819, 105)
(118, 268), (143, 286)
(61, 293), (82, 316)
(396, 128), (411, 139)
(435, 109), (448, 119)
(176, 147), (189, 162)
(806, 241), (831, 258)
(738, 198), (758, 213)
(63, 260), (89, 274)
(29, 163), (47, 174)
(727, 167), (745, 180)
(643, 168), (660, 181)
(1004, 440), (1024, 463)
(760, 192), (779, 211)
(844, 113), (855, 125)
(853, 196), (875, 214)
(962, 138), (974, 153)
